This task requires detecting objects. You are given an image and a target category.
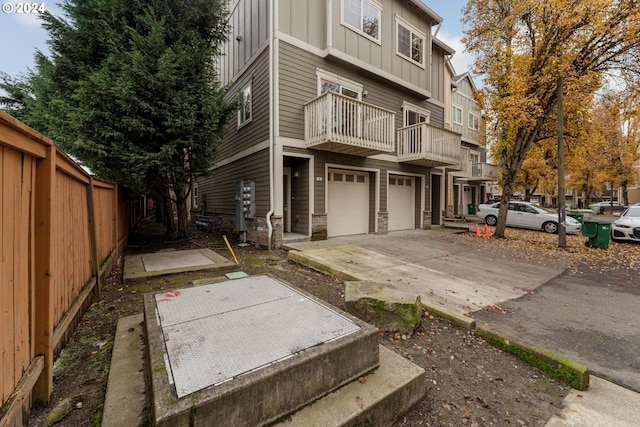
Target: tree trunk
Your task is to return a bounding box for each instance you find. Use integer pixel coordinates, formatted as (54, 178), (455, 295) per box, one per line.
(495, 175), (515, 238)
(175, 185), (190, 239)
(162, 186), (176, 233)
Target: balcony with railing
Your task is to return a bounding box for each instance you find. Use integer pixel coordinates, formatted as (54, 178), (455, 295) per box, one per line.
(304, 92), (396, 157)
(471, 162), (498, 181)
(397, 123), (461, 167)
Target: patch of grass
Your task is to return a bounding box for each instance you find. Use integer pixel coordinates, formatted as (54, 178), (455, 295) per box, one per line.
(477, 331), (588, 390)
(92, 403), (104, 427)
(240, 255), (267, 267)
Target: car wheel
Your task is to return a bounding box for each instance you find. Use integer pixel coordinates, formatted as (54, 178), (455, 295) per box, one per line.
(542, 221), (558, 233)
(485, 215), (497, 226)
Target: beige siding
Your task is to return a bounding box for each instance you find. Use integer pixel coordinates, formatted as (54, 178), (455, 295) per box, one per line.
(452, 75), (481, 145)
(279, 0), (326, 48)
(327, 0), (432, 93)
(431, 45), (446, 103)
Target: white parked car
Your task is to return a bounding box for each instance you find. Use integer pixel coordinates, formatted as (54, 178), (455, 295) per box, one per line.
(476, 201), (582, 234)
(610, 205), (640, 243)
(588, 201), (626, 214)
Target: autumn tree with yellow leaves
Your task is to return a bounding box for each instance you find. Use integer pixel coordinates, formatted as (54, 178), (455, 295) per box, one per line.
(463, 0), (640, 237)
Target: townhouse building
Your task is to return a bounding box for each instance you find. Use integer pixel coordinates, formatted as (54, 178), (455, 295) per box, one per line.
(194, 0), (480, 248)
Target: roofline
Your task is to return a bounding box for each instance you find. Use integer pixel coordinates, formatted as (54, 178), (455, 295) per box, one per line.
(407, 0), (443, 25)
(433, 37), (455, 55)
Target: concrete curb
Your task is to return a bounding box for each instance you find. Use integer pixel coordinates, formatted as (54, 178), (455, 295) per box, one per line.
(422, 303), (476, 330)
(288, 250), (363, 281)
(476, 323), (590, 391)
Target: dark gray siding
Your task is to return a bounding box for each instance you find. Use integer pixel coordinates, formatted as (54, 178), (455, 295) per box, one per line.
(278, 41), (445, 137)
(197, 148), (270, 216)
(219, 49), (270, 161)
(284, 155), (310, 234)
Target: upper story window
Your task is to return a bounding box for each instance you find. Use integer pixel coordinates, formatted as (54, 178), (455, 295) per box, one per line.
(468, 112), (480, 131)
(238, 83), (252, 128)
(453, 105), (463, 125)
(396, 17), (425, 67)
(342, 0), (381, 43)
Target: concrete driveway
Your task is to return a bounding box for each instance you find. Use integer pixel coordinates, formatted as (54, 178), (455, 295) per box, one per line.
(286, 228), (640, 392)
(286, 229), (564, 316)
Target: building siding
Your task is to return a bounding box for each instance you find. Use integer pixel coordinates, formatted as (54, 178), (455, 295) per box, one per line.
(197, 147), (270, 216)
(219, 0), (269, 86)
(218, 49), (270, 160)
(278, 40), (445, 140)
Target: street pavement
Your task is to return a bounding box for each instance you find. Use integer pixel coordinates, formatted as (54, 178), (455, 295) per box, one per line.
(285, 227), (640, 426)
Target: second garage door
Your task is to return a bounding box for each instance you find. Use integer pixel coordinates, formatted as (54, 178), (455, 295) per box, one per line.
(388, 175), (415, 231)
(327, 169), (369, 237)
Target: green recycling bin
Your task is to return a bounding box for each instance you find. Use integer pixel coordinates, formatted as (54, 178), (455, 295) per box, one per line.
(468, 204), (477, 215)
(581, 221), (610, 249)
(567, 213), (584, 224)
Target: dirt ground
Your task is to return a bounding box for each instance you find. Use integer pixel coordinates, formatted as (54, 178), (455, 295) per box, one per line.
(26, 223), (638, 427)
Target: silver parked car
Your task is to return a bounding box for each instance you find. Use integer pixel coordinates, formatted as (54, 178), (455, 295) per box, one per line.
(476, 201), (582, 234)
(610, 204), (640, 243)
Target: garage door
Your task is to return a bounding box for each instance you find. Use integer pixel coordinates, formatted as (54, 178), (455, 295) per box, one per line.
(327, 169), (369, 237)
(388, 175), (415, 231)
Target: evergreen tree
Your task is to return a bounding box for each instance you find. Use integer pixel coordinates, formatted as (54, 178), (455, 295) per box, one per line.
(1, 0), (236, 237)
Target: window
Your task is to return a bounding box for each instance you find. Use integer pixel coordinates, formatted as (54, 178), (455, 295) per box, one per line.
(396, 19), (425, 66)
(238, 83), (252, 127)
(468, 112), (480, 131)
(402, 102), (430, 126)
(317, 69), (363, 99)
(192, 183), (199, 209)
(453, 105), (463, 125)
(342, 0), (381, 42)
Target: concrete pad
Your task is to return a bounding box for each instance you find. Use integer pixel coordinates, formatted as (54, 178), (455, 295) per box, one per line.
(102, 314), (145, 427)
(545, 376), (640, 426)
(278, 345), (425, 427)
(290, 245), (527, 315)
(144, 275), (380, 427)
(123, 248), (235, 281)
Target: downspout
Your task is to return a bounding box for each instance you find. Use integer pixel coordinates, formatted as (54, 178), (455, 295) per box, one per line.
(266, 0), (275, 250)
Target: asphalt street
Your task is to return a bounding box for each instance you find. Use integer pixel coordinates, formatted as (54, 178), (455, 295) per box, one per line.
(473, 263), (640, 392)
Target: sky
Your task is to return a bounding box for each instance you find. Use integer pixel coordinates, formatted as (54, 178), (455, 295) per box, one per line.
(0, 0), (473, 79)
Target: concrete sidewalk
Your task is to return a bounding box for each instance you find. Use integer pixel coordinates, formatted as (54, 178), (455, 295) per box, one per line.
(285, 229), (640, 426)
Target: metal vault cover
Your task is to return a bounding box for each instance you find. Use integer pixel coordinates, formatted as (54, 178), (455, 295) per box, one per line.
(153, 275), (361, 398)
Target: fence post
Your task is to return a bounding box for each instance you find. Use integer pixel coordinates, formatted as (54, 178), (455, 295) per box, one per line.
(33, 145), (55, 403)
(86, 177), (101, 299)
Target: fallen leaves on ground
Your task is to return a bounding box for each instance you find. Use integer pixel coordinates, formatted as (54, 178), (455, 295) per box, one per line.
(461, 228), (640, 275)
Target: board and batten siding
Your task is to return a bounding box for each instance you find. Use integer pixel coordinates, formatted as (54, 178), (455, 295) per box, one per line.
(218, 0), (269, 86)
(327, 0), (432, 94)
(278, 0), (326, 48)
(198, 148), (270, 216)
(430, 45), (447, 104)
(217, 48), (270, 161)
(452, 76), (481, 144)
(278, 40), (445, 142)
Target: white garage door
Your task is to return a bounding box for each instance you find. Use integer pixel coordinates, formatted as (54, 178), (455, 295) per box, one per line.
(328, 169), (369, 237)
(388, 175), (415, 231)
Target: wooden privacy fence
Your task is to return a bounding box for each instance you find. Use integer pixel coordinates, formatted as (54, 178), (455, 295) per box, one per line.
(0, 111), (129, 427)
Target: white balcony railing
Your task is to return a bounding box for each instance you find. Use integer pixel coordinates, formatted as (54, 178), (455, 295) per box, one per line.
(304, 92), (395, 156)
(472, 162), (498, 180)
(397, 123), (461, 167)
